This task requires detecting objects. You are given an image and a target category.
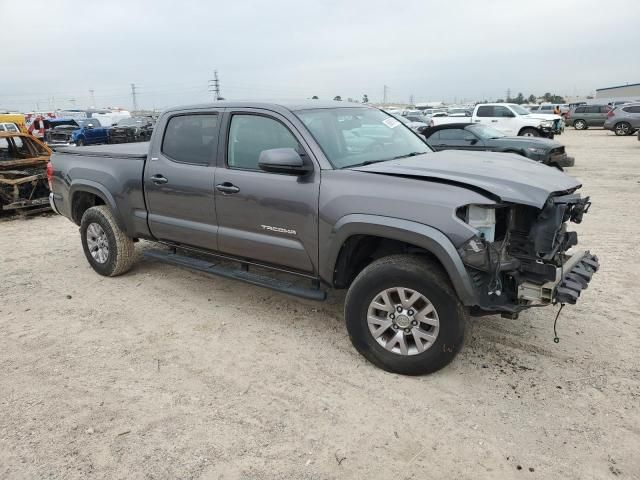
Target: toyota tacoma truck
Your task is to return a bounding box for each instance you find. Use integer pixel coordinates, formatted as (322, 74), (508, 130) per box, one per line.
(48, 101), (598, 375)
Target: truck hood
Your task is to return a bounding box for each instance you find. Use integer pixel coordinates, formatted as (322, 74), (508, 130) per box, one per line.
(352, 150), (581, 208)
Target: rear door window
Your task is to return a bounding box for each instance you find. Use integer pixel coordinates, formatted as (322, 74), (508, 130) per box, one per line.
(622, 105), (640, 113)
(476, 106), (493, 117)
(161, 114), (219, 165)
(575, 107), (586, 113)
(585, 106), (600, 114)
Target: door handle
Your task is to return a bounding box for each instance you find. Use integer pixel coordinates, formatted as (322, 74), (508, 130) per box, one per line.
(151, 174), (168, 185)
(491, 120), (498, 123)
(216, 182), (240, 194)
(473, 120), (481, 123)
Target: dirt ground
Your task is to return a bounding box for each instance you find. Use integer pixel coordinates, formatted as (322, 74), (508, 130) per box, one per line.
(1, 128), (639, 479)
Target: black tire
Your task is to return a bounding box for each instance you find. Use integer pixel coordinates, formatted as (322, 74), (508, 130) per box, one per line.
(519, 127), (541, 137)
(80, 205), (136, 276)
(345, 255), (467, 375)
(614, 122), (632, 136)
(75, 138), (84, 146)
(573, 119), (587, 130)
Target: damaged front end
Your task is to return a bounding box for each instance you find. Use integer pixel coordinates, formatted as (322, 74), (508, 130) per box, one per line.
(457, 194), (599, 316)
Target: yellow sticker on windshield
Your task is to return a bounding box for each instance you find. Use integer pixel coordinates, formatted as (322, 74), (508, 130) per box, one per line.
(383, 118), (401, 128)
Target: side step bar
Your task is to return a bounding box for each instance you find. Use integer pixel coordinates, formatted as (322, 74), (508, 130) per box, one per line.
(143, 248), (327, 301)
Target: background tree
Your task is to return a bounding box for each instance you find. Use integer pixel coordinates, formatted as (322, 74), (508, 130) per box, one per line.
(362, 94), (369, 103)
(515, 92), (524, 104)
(528, 94), (537, 103)
(311, 95), (319, 99)
(333, 95), (342, 101)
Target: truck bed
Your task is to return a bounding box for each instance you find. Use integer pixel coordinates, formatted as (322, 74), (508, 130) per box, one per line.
(53, 142), (149, 159)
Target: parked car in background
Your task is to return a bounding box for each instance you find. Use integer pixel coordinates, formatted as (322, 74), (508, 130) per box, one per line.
(0, 132), (52, 213)
(0, 114), (28, 134)
(566, 105), (612, 130)
(0, 123), (20, 133)
(447, 108), (471, 117)
(422, 123), (574, 168)
(530, 104), (570, 116)
(108, 117), (155, 143)
(603, 103), (640, 136)
(392, 114), (429, 134)
(45, 118), (110, 147)
(430, 103), (562, 138)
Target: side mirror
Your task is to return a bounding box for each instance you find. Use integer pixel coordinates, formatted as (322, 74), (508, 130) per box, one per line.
(258, 148), (312, 175)
(465, 138), (478, 145)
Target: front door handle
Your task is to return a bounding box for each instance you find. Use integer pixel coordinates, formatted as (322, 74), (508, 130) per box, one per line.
(216, 182), (240, 194)
(491, 120), (498, 123)
(151, 174), (168, 185)
(473, 120), (481, 123)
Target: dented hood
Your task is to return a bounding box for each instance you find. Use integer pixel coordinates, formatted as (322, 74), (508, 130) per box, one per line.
(352, 150), (581, 208)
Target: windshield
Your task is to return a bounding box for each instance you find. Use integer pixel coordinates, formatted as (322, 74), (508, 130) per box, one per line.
(509, 104), (531, 115)
(77, 118), (101, 128)
(296, 107), (431, 169)
(469, 124), (506, 139)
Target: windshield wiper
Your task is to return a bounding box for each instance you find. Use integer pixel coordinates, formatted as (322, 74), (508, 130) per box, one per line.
(343, 159), (391, 169)
(392, 151), (427, 160)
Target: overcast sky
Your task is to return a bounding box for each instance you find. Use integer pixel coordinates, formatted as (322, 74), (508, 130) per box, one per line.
(2, 0), (639, 111)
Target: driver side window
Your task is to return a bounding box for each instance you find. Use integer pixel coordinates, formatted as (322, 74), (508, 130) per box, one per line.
(493, 106), (514, 117)
(227, 114), (298, 170)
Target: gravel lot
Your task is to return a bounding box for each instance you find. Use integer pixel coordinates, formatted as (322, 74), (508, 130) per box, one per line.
(1, 129), (639, 479)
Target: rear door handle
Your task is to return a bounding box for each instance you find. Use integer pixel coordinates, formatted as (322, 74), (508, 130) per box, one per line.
(216, 182), (240, 194)
(151, 174), (168, 185)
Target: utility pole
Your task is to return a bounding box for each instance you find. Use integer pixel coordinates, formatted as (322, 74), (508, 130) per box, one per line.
(409, 94), (415, 105)
(89, 89), (96, 108)
(382, 85), (389, 105)
(208, 70), (221, 101)
(131, 83), (138, 111)
(506, 88), (511, 102)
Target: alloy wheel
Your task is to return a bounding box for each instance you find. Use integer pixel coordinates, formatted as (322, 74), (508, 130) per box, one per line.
(367, 287), (440, 356)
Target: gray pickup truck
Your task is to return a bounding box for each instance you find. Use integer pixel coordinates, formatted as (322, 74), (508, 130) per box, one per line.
(48, 101), (599, 375)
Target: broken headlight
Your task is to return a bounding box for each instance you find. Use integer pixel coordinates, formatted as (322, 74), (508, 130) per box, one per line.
(458, 236), (492, 271)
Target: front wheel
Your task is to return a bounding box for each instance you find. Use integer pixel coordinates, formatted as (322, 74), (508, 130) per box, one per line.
(345, 255), (467, 375)
(75, 138), (84, 146)
(80, 206), (137, 276)
(573, 119), (587, 130)
(614, 122), (632, 136)
(519, 128), (541, 137)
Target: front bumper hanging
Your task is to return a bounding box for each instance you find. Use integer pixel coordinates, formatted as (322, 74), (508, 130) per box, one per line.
(518, 250), (599, 305)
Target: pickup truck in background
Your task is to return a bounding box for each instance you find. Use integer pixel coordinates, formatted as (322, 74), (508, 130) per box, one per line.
(45, 118), (110, 147)
(429, 103), (563, 138)
(48, 101), (598, 375)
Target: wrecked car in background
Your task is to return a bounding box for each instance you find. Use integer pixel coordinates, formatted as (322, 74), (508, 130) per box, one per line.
(45, 118), (109, 147)
(0, 132), (51, 213)
(108, 117), (155, 143)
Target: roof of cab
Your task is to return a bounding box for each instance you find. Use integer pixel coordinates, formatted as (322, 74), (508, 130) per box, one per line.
(162, 100), (370, 114)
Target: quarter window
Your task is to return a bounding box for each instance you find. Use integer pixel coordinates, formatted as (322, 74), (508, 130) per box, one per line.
(227, 114), (299, 170)
(162, 114), (218, 165)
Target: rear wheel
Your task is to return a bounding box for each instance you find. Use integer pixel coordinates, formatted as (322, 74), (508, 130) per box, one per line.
(519, 128), (541, 137)
(573, 119), (587, 130)
(345, 255), (467, 375)
(614, 122), (632, 136)
(80, 206), (137, 276)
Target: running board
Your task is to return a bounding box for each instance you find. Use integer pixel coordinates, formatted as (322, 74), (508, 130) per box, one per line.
(143, 248), (327, 301)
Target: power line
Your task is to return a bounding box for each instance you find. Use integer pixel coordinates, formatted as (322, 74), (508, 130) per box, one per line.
(208, 70), (221, 101)
(131, 83), (138, 111)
